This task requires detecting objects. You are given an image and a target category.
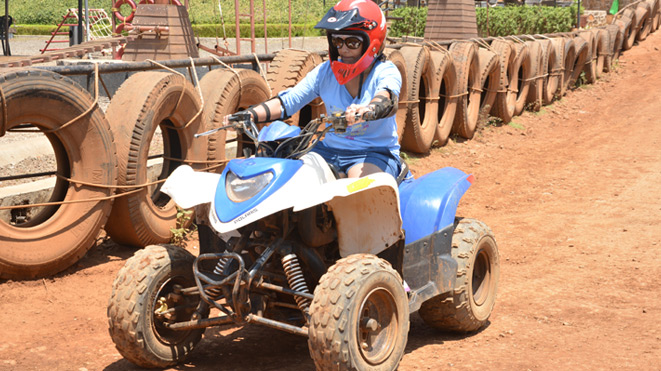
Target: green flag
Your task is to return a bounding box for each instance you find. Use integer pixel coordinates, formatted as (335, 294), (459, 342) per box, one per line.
(609, 0), (619, 15)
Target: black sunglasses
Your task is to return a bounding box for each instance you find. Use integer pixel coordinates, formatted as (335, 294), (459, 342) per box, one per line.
(331, 36), (363, 50)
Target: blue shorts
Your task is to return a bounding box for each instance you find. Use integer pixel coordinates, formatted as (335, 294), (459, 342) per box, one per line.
(311, 142), (401, 179)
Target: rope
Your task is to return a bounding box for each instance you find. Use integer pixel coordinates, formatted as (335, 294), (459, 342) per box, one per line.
(209, 55), (243, 97)
(440, 91), (469, 99)
(0, 189), (143, 211)
(399, 99), (420, 104)
(253, 53), (271, 93)
(144, 58), (203, 131)
(43, 63), (99, 134)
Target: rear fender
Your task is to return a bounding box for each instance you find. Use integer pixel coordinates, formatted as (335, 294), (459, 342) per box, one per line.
(293, 173), (404, 257)
(399, 167), (473, 244)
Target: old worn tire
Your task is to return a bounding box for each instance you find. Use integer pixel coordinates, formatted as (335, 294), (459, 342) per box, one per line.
(308, 254), (409, 371)
(401, 45), (438, 153)
(450, 41), (481, 139)
(0, 69), (117, 280)
(266, 49), (324, 126)
(418, 218), (499, 332)
(489, 39), (516, 124)
(525, 40), (544, 112)
(635, 4), (652, 41)
(539, 39), (559, 105)
(590, 28), (608, 79)
(511, 42), (532, 117)
(383, 48), (409, 141)
(430, 49), (458, 146)
(477, 47), (500, 119)
(104, 71), (205, 248)
(108, 244), (205, 368)
(605, 23), (624, 72)
(568, 36), (589, 88)
(199, 68), (271, 165)
(621, 9), (638, 51)
(579, 31), (597, 84)
(557, 37), (576, 97)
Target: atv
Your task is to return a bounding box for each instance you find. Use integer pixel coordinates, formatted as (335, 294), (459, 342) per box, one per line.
(107, 112), (500, 370)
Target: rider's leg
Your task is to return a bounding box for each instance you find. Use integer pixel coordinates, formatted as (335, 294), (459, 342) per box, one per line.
(347, 162), (383, 178)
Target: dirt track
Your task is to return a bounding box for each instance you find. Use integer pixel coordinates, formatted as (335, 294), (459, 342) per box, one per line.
(1, 31), (660, 370)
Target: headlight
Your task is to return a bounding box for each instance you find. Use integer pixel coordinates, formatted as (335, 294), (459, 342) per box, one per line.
(226, 171), (273, 203)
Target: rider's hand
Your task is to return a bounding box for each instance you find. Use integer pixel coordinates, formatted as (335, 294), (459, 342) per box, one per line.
(344, 104), (375, 126)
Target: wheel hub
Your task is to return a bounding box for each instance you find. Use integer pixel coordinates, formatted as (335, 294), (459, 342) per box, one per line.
(357, 288), (399, 365)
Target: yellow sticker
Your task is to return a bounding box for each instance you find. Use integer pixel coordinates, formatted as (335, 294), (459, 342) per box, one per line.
(347, 177), (375, 193)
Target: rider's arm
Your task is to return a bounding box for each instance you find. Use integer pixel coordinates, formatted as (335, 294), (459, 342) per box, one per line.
(245, 97), (285, 123)
(345, 89), (398, 125)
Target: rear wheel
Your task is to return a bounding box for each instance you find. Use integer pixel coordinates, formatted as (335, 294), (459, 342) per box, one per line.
(418, 218), (499, 332)
(108, 244), (206, 368)
(308, 254), (409, 371)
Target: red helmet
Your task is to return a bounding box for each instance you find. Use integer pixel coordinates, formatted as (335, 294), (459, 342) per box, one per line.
(315, 0), (387, 85)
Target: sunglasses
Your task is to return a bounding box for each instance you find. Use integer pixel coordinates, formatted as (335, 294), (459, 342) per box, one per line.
(331, 36), (363, 50)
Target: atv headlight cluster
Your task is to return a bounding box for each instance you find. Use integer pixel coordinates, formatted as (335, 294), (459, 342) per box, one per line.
(226, 171), (273, 203)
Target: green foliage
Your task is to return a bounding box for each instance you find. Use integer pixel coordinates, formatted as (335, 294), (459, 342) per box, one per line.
(170, 208), (196, 248)
(9, 0), (330, 26)
(193, 23), (323, 38)
(388, 6), (428, 38)
(476, 5), (579, 37)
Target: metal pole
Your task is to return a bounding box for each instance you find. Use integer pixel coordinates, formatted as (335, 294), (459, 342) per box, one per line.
(85, 0), (90, 42)
(78, 0), (84, 43)
(577, 0), (581, 29)
(3, 0), (10, 56)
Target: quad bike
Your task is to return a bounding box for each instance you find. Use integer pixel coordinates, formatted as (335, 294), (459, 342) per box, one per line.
(107, 111), (500, 370)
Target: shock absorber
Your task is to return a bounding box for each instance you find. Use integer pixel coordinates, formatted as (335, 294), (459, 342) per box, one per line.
(281, 253), (312, 314)
(205, 257), (231, 299)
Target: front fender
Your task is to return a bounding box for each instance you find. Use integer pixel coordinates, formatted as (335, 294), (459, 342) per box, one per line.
(399, 167), (473, 244)
(293, 173), (404, 257)
(161, 165), (221, 209)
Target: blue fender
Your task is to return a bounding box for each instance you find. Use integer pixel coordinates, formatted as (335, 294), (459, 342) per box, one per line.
(398, 167), (473, 244)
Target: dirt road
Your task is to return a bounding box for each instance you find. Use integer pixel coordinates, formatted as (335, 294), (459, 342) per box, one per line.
(1, 31), (660, 370)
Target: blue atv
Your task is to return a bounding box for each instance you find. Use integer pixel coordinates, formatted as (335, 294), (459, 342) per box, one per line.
(107, 112), (499, 370)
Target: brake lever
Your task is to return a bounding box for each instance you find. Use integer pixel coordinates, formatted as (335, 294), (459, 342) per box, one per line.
(194, 123), (237, 138)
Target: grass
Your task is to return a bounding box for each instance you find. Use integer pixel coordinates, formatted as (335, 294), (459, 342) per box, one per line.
(508, 121), (525, 130)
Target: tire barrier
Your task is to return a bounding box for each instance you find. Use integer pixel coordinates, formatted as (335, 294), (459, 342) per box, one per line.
(383, 49), (410, 141)
(511, 42), (532, 117)
(605, 23), (625, 72)
(650, 0), (661, 32)
(104, 71), (205, 248)
(449, 41), (481, 139)
(579, 31), (597, 84)
(400, 45), (438, 153)
(635, 3), (652, 41)
(568, 36), (589, 88)
(266, 49), (324, 127)
(199, 68), (271, 164)
(620, 9), (638, 51)
(476, 47), (501, 120)
(490, 39), (516, 123)
(525, 40), (545, 112)
(426, 46), (457, 146)
(539, 39), (560, 106)
(558, 37), (576, 97)
(0, 69), (118, 280)
(589, 28), (609, 79)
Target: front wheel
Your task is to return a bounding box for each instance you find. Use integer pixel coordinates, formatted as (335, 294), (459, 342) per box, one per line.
(419, 218), (500, 332)
(107, 244), (206, 368)
(308, 254), (409, 371)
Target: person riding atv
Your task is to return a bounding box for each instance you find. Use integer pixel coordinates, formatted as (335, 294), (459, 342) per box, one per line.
(228, 0), (402, 179)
